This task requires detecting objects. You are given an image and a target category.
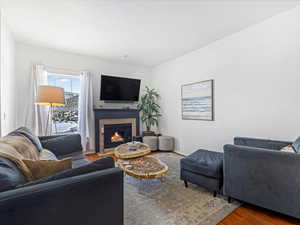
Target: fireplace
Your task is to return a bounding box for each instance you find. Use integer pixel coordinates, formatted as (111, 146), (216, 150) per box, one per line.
(99, 118), (136, 153)
(94, 108), (140, 153)
(104, 123), (132, 148)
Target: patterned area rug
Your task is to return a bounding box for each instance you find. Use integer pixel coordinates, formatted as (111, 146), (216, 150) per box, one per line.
(124, 153), (240, 225)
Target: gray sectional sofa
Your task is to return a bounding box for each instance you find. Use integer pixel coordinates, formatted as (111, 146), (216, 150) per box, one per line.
(0, 129), (123, 225)
(224, 137), (300, 219)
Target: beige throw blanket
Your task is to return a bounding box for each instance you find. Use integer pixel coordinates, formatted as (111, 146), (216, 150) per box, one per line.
(0, 136), (40, 181)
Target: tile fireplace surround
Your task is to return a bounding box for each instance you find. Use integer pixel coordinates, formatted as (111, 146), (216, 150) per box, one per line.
(94, 108), (140, 153)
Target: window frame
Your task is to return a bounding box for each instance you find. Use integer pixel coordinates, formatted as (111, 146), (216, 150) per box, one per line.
(47, 70), (81, 135)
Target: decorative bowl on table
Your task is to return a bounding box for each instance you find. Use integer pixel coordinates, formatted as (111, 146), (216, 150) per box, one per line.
(127, 141), (140, 151)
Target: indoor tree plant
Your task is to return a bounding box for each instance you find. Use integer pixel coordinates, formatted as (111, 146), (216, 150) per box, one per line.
(137, 86), (161, 136)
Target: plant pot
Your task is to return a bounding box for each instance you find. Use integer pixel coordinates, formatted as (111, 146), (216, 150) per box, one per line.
(142, 131), (155, 137)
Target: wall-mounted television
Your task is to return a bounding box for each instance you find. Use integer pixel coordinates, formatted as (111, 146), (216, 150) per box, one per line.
(100, 75), (141, 102)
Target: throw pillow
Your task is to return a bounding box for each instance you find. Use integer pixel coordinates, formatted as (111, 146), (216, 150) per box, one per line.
(22, 158), (72, 181)
(292, 137), (300, 153)
(40, 134), (82, 156)
(8, 127), (43, 152)
(39, 149), (57, 160)
(0, 157), (27, 192)
(280, 145), (296, 153)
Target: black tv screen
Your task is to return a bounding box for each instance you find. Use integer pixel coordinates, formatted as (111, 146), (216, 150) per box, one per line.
(100, 75), (141, 102)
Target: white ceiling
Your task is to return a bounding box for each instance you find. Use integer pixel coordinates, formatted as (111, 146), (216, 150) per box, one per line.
(0, 0), (299, 67)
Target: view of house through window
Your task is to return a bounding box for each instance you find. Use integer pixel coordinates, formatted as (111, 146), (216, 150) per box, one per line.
(47, 73), (80, 134)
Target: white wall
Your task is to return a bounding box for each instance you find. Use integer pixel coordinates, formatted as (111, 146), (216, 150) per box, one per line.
(15, 43), (152, 130)
(152, 6), (300, 155)
(0, 12), (16, 135)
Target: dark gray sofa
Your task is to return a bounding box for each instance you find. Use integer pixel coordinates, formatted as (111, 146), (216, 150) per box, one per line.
(224, 137), (299, 219)
(0, 133), (124, 225)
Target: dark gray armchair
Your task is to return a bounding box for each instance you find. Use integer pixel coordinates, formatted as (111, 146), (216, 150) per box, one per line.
(224, 137), (300, 219)
(0, 134), (124, 225)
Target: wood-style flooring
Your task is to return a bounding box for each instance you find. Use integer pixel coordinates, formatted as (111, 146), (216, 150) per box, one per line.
(218, 204), (300, 225)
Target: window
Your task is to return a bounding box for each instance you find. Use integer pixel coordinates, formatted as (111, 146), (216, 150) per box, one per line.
(47, 73), (80, 134)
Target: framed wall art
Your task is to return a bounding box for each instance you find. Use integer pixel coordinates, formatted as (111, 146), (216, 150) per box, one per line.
(181, 79), (214, 121)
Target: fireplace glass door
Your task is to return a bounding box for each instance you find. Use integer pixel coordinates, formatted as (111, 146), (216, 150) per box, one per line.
(103, 123), (132, 148)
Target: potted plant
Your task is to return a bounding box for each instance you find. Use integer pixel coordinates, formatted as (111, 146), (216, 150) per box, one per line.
(137, 86), (161, 136)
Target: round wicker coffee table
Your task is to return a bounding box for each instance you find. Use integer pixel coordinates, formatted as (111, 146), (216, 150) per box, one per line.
(117, 156), (169, 179)
(114, 142), (151, 159)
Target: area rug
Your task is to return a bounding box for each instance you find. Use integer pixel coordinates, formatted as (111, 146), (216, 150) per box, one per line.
(124, 153), (240, 225)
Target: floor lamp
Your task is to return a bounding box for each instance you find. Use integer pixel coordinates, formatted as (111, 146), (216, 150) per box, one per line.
(36, 85), (65, 135)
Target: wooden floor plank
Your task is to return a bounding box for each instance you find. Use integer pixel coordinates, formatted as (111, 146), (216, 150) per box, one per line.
(218, 205), (300, 225)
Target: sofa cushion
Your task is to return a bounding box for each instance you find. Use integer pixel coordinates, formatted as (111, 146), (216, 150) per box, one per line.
(20, 157), (114, 187)
(22, 158), (72, 181)
(280, 145), (296, 153)
(39, 149), (57, 160)
(8, 127), (43, 152)
(180, 149), (223, 178)
(40, 134), (82, 156)
(292, 137), (300, 153)
(0, 157), (26, 192)
(58, 151), (89, 168)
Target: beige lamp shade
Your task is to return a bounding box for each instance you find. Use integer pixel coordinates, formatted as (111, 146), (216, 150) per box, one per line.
(36, 85), (65, 106)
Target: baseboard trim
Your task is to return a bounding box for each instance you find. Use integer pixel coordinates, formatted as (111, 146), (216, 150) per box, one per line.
(173, 151), (187, 157)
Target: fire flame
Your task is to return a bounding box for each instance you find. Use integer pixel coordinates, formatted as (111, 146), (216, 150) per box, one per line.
(111, 132), (124, 143)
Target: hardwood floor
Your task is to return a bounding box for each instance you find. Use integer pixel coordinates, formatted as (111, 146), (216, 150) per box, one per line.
(85, 153), (299, 225)
(85, 152), (114, 161)
(218, 204), (300, 225)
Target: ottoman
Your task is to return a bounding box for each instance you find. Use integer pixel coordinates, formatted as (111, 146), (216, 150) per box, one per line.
(143, 136), (158, 151)
(158, 136), (174, 151)
(180, 149), (223, 197)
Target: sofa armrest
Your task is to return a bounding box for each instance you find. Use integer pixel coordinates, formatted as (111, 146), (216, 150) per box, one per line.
(0, 168), (123, 225)
(234, 137), (292, 150)
(39, 134), (83, 156)
(224, 144), (300, 218)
